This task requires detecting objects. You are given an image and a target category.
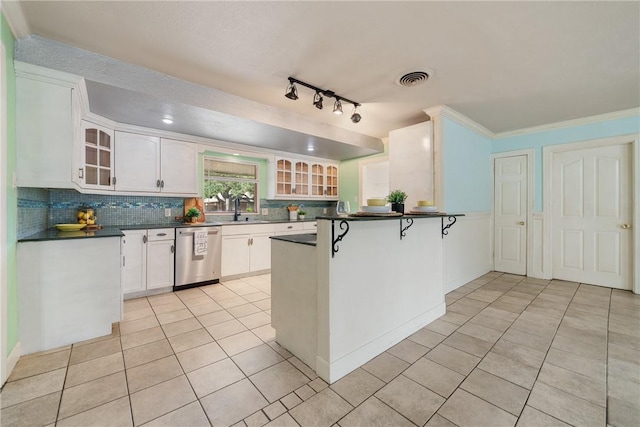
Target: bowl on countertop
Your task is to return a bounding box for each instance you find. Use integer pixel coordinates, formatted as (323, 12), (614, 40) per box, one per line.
(417, 200), (435, 207)
(55, 224), (87, 232)
(366, 198), (387, 206)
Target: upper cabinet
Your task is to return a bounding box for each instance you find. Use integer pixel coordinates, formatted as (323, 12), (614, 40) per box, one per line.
(159, 139), (199, 195)
(273, 157), (339, 199)
(79, 121), (115, 190)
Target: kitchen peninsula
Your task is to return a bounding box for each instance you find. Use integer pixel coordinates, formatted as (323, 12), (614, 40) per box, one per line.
(271, 214), (461, 383)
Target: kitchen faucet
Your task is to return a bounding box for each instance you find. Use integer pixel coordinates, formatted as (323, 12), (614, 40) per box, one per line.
(233, 197), (241, 221)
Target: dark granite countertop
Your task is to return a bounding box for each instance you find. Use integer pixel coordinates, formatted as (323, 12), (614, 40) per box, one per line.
(19, 226), (125, 242)
(316, 213), (464, 221)
(271, 233), (317, 247)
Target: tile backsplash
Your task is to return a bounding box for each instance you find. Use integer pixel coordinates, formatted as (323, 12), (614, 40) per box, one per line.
(18, 188), (336, 238)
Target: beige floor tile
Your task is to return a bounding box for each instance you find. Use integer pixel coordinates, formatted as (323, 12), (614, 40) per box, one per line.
(156, 308), (193, 325)
(207, 319), (249, 340)
(461, 369), (529, 415)
(403, 358), (464, 398)
(0, 368), (66, 408)
(330, 368), (384, 407)
(219, 296), (250, 309)
(218, 330), (263, 356)
(126, 355), (184, 393)
(264, 412), (298, 427)
(289, 388), (352, 427)
(478, 352), (538, 389)
(339, 396), (413, 427)
(264, 401), (287, 420)
(65, 352), (124, 388)
(425, 343), (480, 376)
(123, 307), (155, 322)
(120, 326), (166, 350)
(120, 316), (160, 336)
(161, 317), (202, 338)
(308, 378), (328, 392)
(287, 356), (318, 380)
(130, 375), (196, 425)
(295, 384), (316, 401)
(254, 298), (271, 311)
(142, 401), (210, 427)
(57, 396), (132, 427)
(492, 338), (546, 369)
(516, 406), (570, 427)
(538, 363), (606, 406)
(528, 381), (605, 426)
(438, 311), (472, 326)
(167, 328), (214, 353)
(551, 332), (607, 362)
(267, 341), (292, 359)
(231, 344), (284, 376)
(243, 291), (271, 303)
(479, 306), (519, 322)
(281, 392), (303, 410)
(252, 324), (276, 342)
(425, 414), (457, 426)
(149, 298), (185, 313)
(200, 378), (269, 426)
(197, 310), (234, 327)
(0, 391), (60, 427)
(386, 339), (429, 363)
(8, 349), (70, 382)
(69, 337), (122, 365)
(250, 361), (310, 402)
(545, 347), (606, 380)
(58, 371), (128, 420)
(124, 297), (151, 312)
(227, 303), (262, 318)
(187, 358), (246, 398)
(608, 374), (640, 406)
(489, 300), (526, 315)
(447, 302), (484, 317)
(607, 395), (640, 427)
(238, 312), (271, 329)
(245, 409), (270, 426)
(442, 331), (493, 358)
(407, 327), (447, 348)
(425, 319), (460, 336)
(176, 341), (228, 373)
(467, 312), (512, 332)
(457, 322), (503, 343)
(123, 339), (173, 369)
(500, 327), (554, 352)
(148, 292), (182, 306)
(375, 374), (444, 425)
(437, 388), (516, 427)
(187, 301), (224, 316)
(361, 352), (409, 383)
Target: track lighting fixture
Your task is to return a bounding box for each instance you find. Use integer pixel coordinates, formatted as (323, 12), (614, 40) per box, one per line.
(284, 77), (362, 123)
(313, 92), (323, 109)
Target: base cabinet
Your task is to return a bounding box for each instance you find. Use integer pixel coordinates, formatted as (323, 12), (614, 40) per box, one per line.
(122, 228), (175, 297)
(221, 224), (274, 277)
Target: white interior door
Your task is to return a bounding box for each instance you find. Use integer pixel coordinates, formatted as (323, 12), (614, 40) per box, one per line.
(494, 155), (527, 275)
(552, 143), (632, 289)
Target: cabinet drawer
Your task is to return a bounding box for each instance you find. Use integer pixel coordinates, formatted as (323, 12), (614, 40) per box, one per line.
(303, 221), (318, 231)
(274, 222), (304, 234)
(147, 228), (175, 241)
(222, 224), (274, 236)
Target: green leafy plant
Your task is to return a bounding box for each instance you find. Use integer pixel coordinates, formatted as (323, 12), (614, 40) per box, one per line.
(185, 207), (201, 219)
(298, 210), (307, 216)
(387, 190), (408, 203)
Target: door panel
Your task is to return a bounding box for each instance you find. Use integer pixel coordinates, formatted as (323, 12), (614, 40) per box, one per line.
(494, 155), (527, 275)
(552, 143), (632, 289)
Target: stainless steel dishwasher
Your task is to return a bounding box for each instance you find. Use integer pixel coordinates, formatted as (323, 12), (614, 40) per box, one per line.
(174, 226), (222, 290)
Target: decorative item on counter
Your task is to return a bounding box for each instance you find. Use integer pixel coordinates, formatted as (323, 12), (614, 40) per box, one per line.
(336, 200), (351, 216)
(288, 204), (298, 221)
(185, 207), (201, 224)
(298, 210), (307, 220)
(77, 206), (101, 229)
(412, 200), (438, 213)
(184, 198), (206, 223)
(387, 190), (408, 214)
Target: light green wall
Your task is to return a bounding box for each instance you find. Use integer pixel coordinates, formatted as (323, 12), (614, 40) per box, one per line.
(339, 140), (389, 206)
(2, 13), (19, 356)
(198, 151), (269, 200)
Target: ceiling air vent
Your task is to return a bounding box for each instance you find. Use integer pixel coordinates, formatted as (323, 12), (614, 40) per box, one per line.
(396, 70), (431, 87)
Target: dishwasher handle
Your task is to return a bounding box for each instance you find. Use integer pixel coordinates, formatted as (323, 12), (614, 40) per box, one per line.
(178, 229), (220, 236)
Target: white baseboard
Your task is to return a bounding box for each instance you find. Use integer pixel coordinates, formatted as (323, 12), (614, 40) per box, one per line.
(443, 212), (492, 292)
(316, 303), (446, 384)
(3, 341), (21, 385)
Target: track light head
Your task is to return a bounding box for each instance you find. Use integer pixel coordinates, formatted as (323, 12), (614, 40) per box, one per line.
(333, 99), (343, 115)
(285, 82), (298, 100)
(313, 92), (323, 110)
(351, 112), (362, 123)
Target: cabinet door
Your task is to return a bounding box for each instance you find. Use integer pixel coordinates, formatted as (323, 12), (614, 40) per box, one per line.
(114, 132), (161, 192)
(275, 158), (294, 196)
(122, 230), (147, 295)
(160, 139), (199, 195)
(146, 240), (175, 289)
(294, 161), (310, 196)
(249, 233), (272, 272)
(325, 165), (339, 198)
(221, 235), (251, 277)
(311, 163), (325, 197)
(81, 121), (115, 190)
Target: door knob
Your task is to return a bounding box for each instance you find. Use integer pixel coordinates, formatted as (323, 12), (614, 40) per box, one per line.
(518, 221), (525, 225)
(621, 224), (631, 229)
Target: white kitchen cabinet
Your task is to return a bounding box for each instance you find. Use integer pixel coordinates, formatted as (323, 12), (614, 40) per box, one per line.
(114, 132), (161, 192)
(79, 121), (115, 190)
(160, 138), (199, 195)
(221, 224), (274, 277)
(122, 228), (175, 297)
(273, 157), (339, 200)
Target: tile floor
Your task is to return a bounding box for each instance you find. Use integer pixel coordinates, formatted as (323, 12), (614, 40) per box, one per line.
(2, 272), (639, 427)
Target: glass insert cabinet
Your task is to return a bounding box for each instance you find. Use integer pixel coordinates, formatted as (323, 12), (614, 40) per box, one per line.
(80, 121), (114, 189)
(274, 157), (339, 199)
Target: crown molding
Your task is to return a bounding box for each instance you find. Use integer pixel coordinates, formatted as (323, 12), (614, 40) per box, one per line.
(14, 61), (83, 87)
(1, 1), (30, 39)
(494, 108), (640, 139)
(423, 105), (495, 140)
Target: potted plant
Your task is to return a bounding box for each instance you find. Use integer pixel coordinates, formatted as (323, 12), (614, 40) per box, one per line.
(185, 207), (201, 223)
(298, 210), (307, 220)
(387, 190), (408, 214)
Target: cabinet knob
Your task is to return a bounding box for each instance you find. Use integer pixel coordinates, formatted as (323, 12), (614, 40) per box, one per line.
(143, 235), (147, 243)
(161, 180), (165, 188)
(518, 221), (525, 225)
(170, 245), (175, 253)
(621, 224), (632, 229)
(113, 177), (117, 185)
(78, 168), (84, 179)
(156, 180), (161, 188)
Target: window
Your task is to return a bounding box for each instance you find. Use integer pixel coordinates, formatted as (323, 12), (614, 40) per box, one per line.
(203, 158), (259, 214)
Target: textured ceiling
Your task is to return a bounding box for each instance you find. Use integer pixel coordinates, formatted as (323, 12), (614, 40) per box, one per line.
(7, 1), (640, 139)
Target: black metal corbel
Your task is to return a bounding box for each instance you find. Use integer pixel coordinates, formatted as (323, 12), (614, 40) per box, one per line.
(331, 220), (350, 258)
(400, 218), (414, 240)
(441, 216), (457, 238)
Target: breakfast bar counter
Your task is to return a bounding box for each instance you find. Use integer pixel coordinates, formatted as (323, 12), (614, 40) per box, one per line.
(271, 214), (461, 383)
